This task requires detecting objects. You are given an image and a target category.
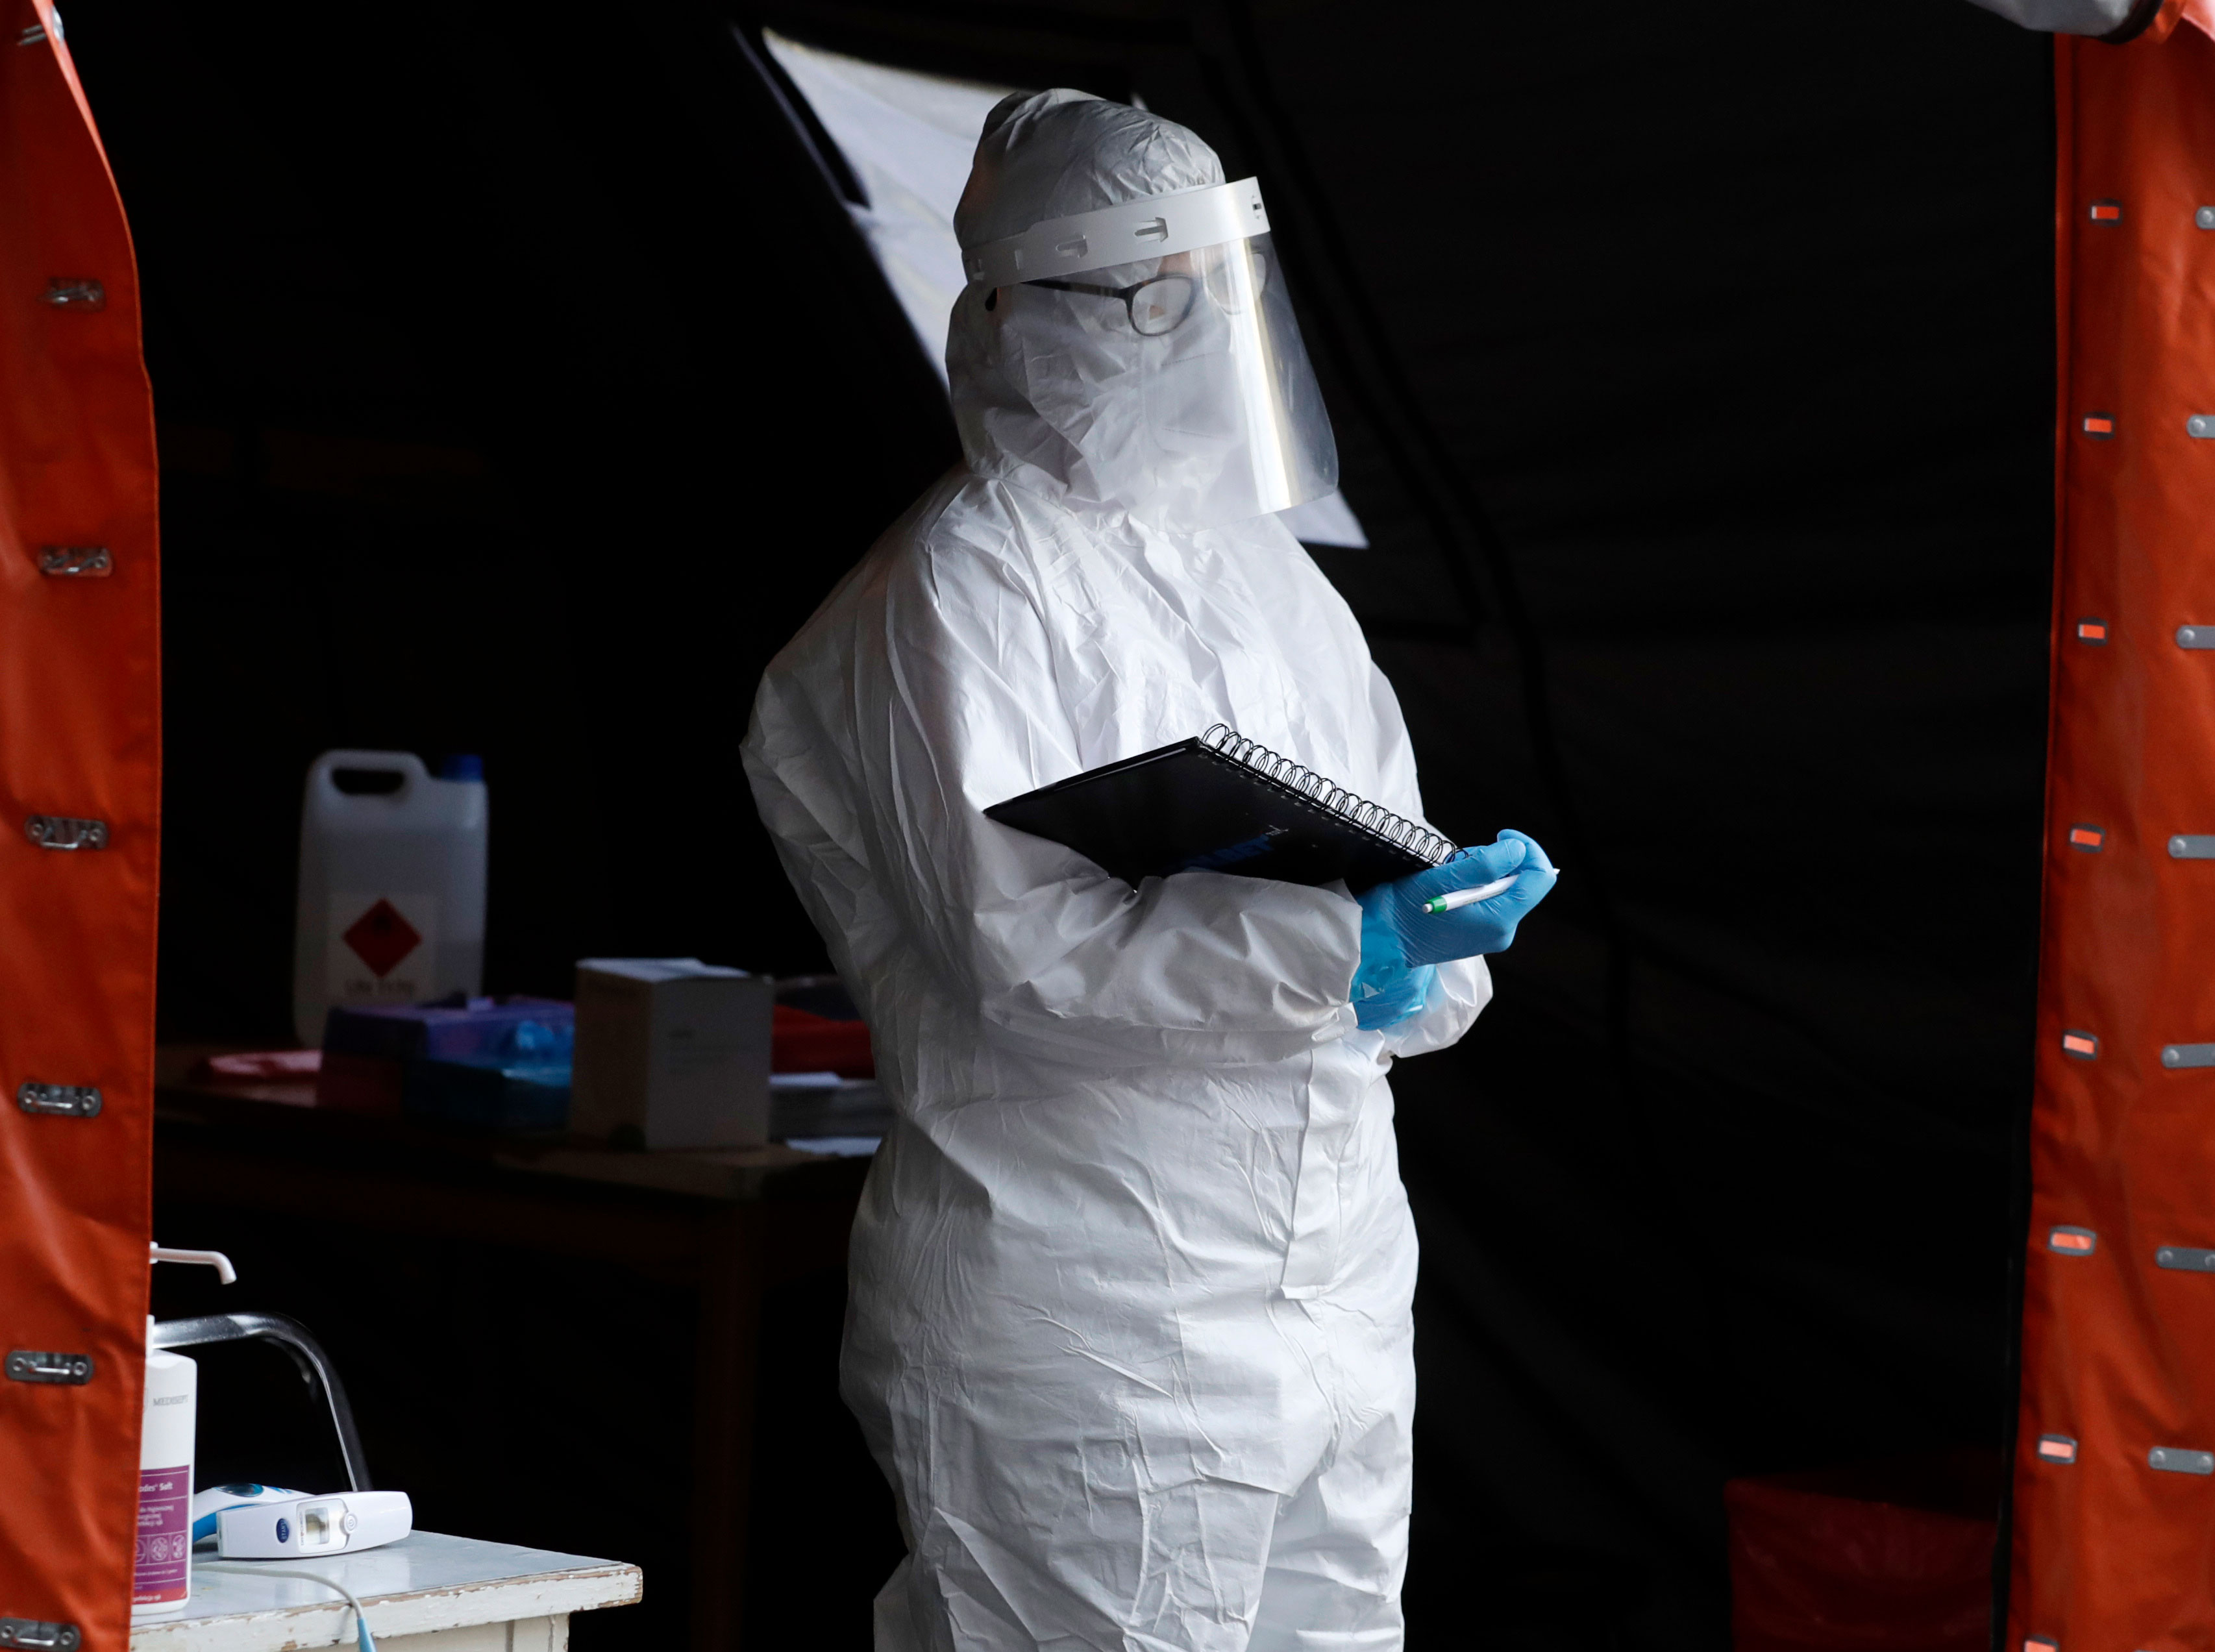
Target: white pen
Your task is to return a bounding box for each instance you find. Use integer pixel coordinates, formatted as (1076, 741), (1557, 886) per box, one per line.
(1420, 867), (1559, 915)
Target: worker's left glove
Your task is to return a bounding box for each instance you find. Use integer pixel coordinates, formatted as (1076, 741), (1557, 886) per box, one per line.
(1363, 830), (1557, 968)
(1350, 830), (1558, 1031)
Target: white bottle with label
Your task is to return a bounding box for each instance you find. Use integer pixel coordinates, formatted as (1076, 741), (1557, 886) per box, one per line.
(134, 1246), (236, 1620)
(132, 1326), (196, 1618)
(292, 750), (490, 1046)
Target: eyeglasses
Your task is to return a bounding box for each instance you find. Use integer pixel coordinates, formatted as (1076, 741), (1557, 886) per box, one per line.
(1028, 274), (1200, 336)
(1024, 250), (1273, 336)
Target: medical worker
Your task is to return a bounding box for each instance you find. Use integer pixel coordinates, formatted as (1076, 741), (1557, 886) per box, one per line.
(743, 89), (1555, 1652)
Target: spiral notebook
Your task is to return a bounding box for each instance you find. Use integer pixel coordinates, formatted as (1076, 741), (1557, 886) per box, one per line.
(984, 724), (1457, 894)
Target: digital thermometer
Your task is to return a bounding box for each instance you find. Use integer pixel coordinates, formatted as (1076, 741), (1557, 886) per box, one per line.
(191, 1485), (412, 1558)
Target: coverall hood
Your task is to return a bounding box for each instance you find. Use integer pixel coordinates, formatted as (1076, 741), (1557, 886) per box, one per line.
(948, 89), (1339, 529)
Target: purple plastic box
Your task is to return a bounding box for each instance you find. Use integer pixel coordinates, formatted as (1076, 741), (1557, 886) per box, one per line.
(321, 995), (574, 1063)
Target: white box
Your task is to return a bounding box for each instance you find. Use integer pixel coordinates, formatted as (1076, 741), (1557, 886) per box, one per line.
(571, 959), (773, 1150)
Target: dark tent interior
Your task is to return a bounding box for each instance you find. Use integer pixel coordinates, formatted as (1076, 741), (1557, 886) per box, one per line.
(70, 0), (2056, 1645)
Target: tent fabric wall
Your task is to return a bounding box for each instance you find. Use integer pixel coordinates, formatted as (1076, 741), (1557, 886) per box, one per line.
(0, 0), (162, 1644)
(2010, 16), (2215, 1646)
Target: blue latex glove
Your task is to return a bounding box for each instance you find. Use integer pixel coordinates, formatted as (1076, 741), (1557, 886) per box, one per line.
(1351, 898), (1437, 1030)
(1370, 830), (1558, 965)
(1350, 831), (1558, 1031)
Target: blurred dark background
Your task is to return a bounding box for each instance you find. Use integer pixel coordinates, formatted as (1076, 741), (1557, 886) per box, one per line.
(72, 0), (2055, 1645)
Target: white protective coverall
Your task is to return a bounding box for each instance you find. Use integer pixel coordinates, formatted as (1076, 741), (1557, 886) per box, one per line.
(742, 89), (1489, 1652)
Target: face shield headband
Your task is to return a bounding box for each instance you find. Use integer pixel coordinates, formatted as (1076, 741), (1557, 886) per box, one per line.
(963, 179), (1339, 529)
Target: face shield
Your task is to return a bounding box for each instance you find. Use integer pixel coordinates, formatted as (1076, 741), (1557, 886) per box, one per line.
(962, 178), (1338, 530)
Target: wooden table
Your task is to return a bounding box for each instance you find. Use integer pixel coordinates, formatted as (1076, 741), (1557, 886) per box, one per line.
(152, 1050), (880, 1652)
(131, 1531), (639, 1652)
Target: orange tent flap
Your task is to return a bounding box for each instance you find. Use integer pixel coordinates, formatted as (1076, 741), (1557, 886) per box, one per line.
(2012, 23), (2215, 1646)
(0, 0), (161, 1644)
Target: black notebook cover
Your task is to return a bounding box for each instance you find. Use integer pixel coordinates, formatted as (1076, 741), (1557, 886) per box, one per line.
(984, 735), (1449, 894)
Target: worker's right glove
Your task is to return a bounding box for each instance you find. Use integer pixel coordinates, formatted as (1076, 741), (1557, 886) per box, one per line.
(1351, 906), (1437, 1030)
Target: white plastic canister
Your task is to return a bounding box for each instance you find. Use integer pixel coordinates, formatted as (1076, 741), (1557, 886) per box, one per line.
(293, 750), (489, 1045)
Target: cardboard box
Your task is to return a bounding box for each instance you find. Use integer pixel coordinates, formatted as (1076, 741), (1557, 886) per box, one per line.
(571, 959), (773, 1150)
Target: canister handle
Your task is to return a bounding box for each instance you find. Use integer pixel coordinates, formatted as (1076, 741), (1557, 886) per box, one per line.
(308, 750), (427, 802)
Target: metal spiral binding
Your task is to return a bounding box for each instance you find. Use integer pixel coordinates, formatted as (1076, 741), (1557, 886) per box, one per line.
(1201, 724), (1457, 866)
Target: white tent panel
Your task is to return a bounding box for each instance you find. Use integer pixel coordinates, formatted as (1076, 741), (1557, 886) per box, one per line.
(762, 31), (1008, 386)
(1961, 0), (2144, 31)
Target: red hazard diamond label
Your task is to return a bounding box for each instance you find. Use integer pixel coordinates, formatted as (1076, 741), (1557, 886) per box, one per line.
(343, 898), (423, 979)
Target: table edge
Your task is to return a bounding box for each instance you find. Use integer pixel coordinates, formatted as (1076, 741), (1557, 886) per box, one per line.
(128, 1559), (642, 1652)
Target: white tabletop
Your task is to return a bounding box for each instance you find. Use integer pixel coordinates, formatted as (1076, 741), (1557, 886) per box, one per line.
(130, 1532), (641, 1652)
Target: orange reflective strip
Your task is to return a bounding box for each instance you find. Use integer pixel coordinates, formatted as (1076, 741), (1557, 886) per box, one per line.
(2051, 1230), (2096, 1251)
(2090, 200), (2123, 221)
(2085, 414), (2116, 436)
(2077, 620), (2108, 641)
(2070, 826), (2104, 848)
(2062, 1032), (2099, 1056)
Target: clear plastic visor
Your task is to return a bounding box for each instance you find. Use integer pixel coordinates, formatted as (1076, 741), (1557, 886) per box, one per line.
(1021, 232), (1337, 525)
